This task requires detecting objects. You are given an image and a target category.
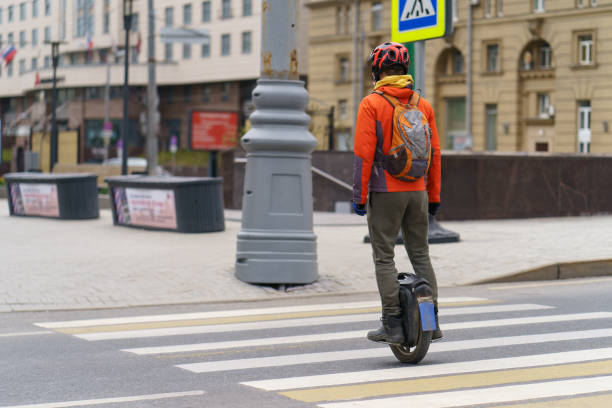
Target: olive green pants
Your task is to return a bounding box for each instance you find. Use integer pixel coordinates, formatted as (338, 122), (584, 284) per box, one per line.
(367, 190), (438, 317)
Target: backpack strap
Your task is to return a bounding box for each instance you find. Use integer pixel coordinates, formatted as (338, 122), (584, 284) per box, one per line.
(373, 90), (399, 109)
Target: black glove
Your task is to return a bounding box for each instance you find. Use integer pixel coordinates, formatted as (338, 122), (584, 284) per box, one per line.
(352, 202), (366, 216)
(428, 202), (440, 216)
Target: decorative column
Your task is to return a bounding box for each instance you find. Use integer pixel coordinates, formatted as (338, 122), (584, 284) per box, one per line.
(235, 0), (318, 284)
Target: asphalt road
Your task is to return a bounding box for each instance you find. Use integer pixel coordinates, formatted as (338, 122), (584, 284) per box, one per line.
(2, 277), (612, 408)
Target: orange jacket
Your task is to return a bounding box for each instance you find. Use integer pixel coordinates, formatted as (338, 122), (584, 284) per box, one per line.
(352, 86), (441, 204)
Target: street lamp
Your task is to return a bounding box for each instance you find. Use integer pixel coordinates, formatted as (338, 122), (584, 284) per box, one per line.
(121, 0), (134, 175)
(46, 40), (65, 172)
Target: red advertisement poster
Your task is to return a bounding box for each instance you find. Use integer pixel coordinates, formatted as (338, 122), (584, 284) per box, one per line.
(191, 111), (239, 150)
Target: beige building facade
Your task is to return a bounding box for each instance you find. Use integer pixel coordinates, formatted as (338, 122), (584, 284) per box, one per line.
(0, 0), (309, 164)
(306, 0), (612, 154)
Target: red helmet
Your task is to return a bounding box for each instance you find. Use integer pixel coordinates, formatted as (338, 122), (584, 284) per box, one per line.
(369, 42), (410, 81)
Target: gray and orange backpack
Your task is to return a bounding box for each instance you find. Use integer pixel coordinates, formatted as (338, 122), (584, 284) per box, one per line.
(374, 90), (432, 182)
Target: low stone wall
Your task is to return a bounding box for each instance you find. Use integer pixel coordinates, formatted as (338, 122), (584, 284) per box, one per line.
(221, 150), (612, 220)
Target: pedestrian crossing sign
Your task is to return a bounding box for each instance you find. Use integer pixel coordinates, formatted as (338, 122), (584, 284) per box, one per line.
(392, 0), (453, 43)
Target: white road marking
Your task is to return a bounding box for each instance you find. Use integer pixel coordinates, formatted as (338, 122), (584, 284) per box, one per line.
(34, 297), (485, 329)
(0, 331), (52, 338)
(75, 303), (552, 341)
(0, 390), (205, 408)
(243, 347), (612, 391)
(317, 375), (612, 408)
(122, 312), (612, 356)
(125, 330), (367, 355)
(188, 328), (612, 375)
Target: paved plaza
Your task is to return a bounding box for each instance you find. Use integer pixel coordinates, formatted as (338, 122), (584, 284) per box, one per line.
(1, 198), (611, 312)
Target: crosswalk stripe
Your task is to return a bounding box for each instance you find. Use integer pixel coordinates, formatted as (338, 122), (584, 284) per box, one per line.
(121, 312), (612, 357)
(317, 375), (612, 408)
(283, 359), (612, 403)
(34, 298), (485, 329)
(182, 328), (612, 374)
(493, 393), (612, 408)
(124, 330), (366, 355)
(0, 391), (206, 408)
(73, 303), (551, 341)
(241, 344), (612, 391)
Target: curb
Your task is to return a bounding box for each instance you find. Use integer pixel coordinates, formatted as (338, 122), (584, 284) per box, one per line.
(475, 259), (612, 284)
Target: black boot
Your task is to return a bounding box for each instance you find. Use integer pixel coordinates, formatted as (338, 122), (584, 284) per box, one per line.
(432, 304), (443, 341)
(367, 315), (405, 345)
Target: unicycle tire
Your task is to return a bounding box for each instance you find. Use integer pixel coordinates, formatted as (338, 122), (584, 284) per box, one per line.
(389, 330), (432, 364)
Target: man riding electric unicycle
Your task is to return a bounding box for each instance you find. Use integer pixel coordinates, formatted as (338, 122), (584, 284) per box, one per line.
(352, 41), (442, 363)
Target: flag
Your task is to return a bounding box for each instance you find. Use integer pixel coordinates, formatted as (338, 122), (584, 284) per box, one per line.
(87, 33), (93, 57)
(35, 71), (41, 86)
(1, 45), (17, 67)
(136, 32), (142, 55)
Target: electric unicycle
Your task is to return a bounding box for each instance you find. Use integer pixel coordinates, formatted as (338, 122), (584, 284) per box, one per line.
(389, 273), (438, 364)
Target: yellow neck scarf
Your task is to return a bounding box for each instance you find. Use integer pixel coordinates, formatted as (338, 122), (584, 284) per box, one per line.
(373, 74), (414, 91)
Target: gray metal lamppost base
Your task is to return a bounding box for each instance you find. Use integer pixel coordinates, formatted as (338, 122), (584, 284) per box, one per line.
(363, 215), (460, 245)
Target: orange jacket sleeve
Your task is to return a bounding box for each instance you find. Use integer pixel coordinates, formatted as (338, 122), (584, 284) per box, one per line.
(352, 98), (377, 204)
(424, 100), (442, 203)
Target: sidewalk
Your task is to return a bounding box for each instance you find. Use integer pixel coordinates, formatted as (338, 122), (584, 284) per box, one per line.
(1, 197), (611, 312)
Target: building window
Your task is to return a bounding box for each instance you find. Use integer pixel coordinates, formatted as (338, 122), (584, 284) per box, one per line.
(338, 100), (348, 120)
(165, 43), (173, 61)
(32, 29), (38, 46)
(70, 53), (77, 65)
(20, 2), (26, 21)
(578, 100), (591, 153)
(76, 0), (95, 38)
(452, 50), (464, 74)
(592, 0), (598, 5)
(8, 33), (14, 45)
(32, 0), (38, 17)
(19, 59), (26, 75)
(131, 13), (139, 32)
(486, 43), (499, 72)
(241, 31), (251, 54)
(45, 0), (50, 16)
(201, 41), (210, 57)
(19, 31), (26, 48)
(497, 0), (503, 15)
(202, 1), (211, 22)
(104, 0), (110, 33)
(221, 33), (231, 56)
(339, 57), (349, 82)
(222, 0), (232, 19)
(221, 83), (230, 101)
(577, 0), (586, 7)
(184, 4), (192, 25)
(485, 0), (491, 17)
(447, 98), (467, 150)
(165, 7), (174, 27)
(371, 2), (382, 30)
(44, 26), (50, 42)
(183, 44), (192, 59)
(578, 34), (593, 65)
(185, 86), (192, 102)
(243, 0), (252, 16)
(538, 93), (550, 118)
(8, 5), (14, 22)
(44, 55), (50, 68)
(0, 7), (3, 24)
(7, 61), (13, 77)
(485, 104), (498, 151)
(336, 6), (349, 35)
(203, 84), (211, 102)
(539, 44), (551, 68)
(534, 0), (545, 12)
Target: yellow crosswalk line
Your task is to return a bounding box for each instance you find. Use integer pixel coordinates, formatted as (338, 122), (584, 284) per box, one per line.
(494, 393), (612, 408)
(279, 359), (612, 403)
